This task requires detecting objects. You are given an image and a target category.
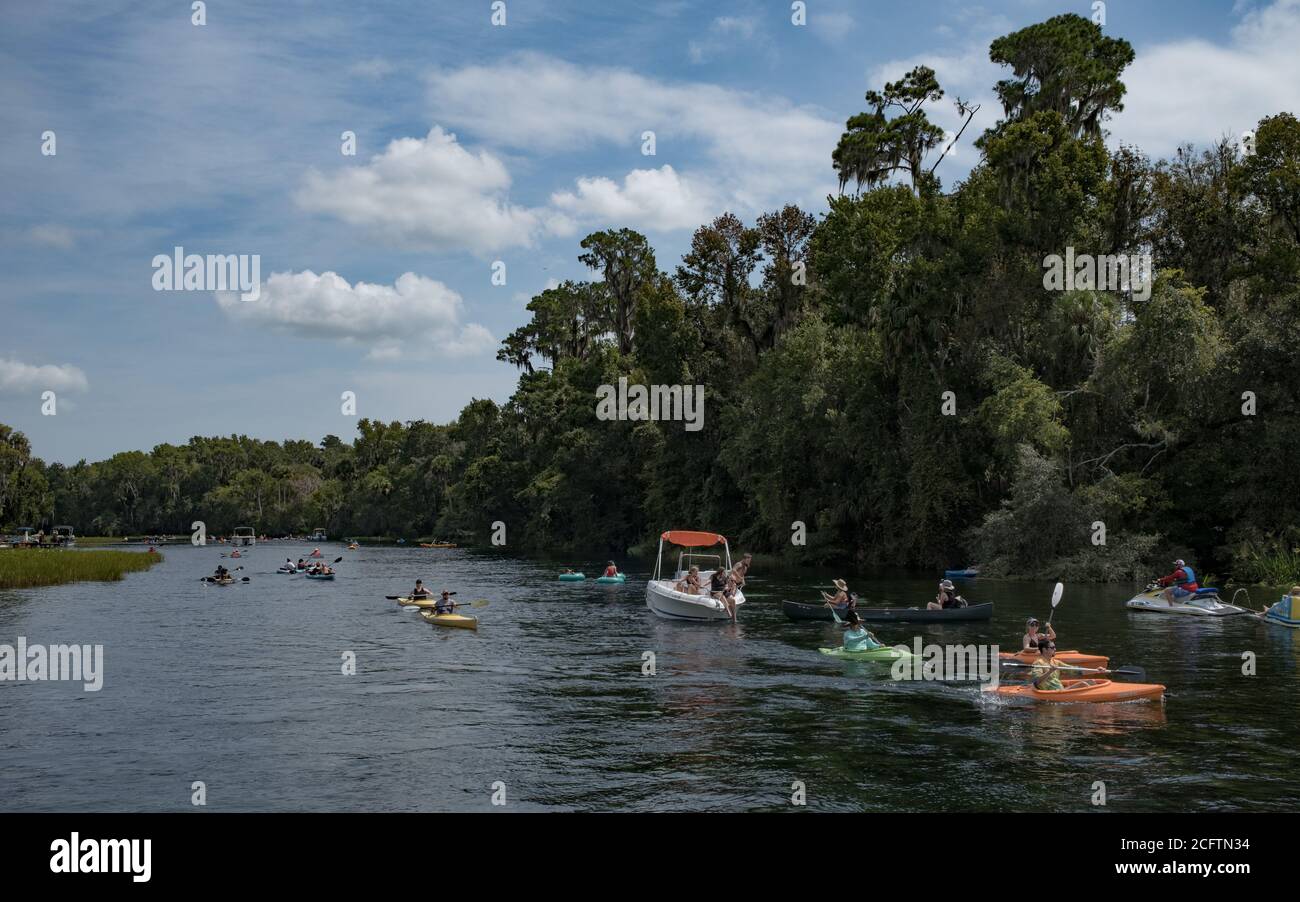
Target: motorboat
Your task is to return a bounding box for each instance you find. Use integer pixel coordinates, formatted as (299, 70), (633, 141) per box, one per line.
(1125, 583), (1248, 616)
(646, 530), (744, 621)
(53, 525), (76, 547)
(232, 526), (256, 547)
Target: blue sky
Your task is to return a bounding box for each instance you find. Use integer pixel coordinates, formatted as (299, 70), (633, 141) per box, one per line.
(3, 0), (1297, 463)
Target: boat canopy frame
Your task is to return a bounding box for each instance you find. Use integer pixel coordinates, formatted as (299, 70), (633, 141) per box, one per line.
(652, 530), (733, 581)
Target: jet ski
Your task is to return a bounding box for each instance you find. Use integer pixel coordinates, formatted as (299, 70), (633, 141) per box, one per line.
(1125, 582), (1248, 616)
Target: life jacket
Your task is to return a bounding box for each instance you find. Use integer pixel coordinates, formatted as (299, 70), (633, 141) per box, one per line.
(1175, 565), (1197, 588)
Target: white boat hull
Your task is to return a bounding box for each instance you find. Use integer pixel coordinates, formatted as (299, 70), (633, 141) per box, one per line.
(646, 579), (745, 621)
(1125, 589), (1247, 617)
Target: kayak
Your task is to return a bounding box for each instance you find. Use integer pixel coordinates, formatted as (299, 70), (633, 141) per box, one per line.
(595, 574), (626, 583)
(1000, 650), (1110, 670)
(986, 679), (1164, 704)
(420, 542), (457, 548)
(1125, 587), (1247, 617)
(395, 596), (441, 608)
(207, 577), (234, 586)
(819, 645), (914, 662)
(783, 599), (992, 623)
(276, 568), (296, 575)
(559, 573), (586, 582)
(420, 610), (478, 630)
(305, 572), (335, 580)
(944, 568), (979, 579)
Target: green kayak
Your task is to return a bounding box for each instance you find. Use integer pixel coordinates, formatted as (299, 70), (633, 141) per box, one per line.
(819, 645), (914, 662)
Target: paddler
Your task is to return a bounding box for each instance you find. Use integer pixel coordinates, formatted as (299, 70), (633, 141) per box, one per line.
(212, 564), (230, 581)
(434, 590), (457, 614)
(928, 579), (966, 611)
(1157, 559), (1199, 606)
(1022, 617), (1056, 652)
(820, 578), (852, 613)
(1029, 637), (1065, 691)
(828, 606), (884, 652)
(410, 579), (431, 599)
(603, 561), (619, 578)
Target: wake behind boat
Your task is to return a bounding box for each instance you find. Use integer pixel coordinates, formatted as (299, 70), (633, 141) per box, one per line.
(646, 530), (745, 621)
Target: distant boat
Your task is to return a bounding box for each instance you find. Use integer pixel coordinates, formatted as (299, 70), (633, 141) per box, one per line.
(944, 568), (979, 579)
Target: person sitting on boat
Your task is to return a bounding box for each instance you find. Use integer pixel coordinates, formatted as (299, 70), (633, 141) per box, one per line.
(434, 590), (456, 614)
(1157, 559), (1199, 605)
(675, 565), (702, 595)
(1259, 586), (1300, 621)
(213, 564), (230, 581)
(730, 553), (753, 588)
(1022, 617), (1056, 651)
(603, 561), (619, 577)
(410, 579), (431, 598)
(828, 607), (883, 652)
(928, 579), (967, 610)
(821, 579), (851, 611)
(1029, 637), (1065, 691)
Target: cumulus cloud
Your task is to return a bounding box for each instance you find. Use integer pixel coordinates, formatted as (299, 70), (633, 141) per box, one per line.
(214, 270), (495, 358)
(296, 127), (554, 253)
(0, 357), (89, 394)
(1112, 0), (1300, 157)
(551, 165), (717, 231)
(426, 54), (841, 218)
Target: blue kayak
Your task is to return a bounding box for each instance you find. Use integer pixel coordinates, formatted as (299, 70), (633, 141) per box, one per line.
(944, 568), (979, 579)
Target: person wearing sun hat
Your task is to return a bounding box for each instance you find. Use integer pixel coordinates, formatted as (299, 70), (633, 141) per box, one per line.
(929, 578), (967, 610)
(820, 578), (852, 612)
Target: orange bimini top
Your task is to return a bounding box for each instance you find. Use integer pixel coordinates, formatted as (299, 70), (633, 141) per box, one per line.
(661, 530), (726, 548)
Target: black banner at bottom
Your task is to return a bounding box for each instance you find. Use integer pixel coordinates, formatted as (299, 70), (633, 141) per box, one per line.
(0, 812), (1277, 888)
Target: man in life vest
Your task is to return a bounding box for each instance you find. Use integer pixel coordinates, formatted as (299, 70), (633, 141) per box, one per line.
(1157, 559), (1199, 606)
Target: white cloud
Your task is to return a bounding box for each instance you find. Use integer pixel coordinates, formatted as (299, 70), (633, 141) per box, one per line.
(296, 127), (554, 253)
(214, 270), (495, 359)
(551, 165), (717, 231)
(0, 357), (88, 394)
(27, 224), (77, 249)
(1112, 0), (1300, 157)
(426, 54), (841, 218)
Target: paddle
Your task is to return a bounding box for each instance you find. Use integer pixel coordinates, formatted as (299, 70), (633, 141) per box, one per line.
(1044, 581), (1064, 633)
(1000, 662), (1147, 680)
(402, 598), (489, 610)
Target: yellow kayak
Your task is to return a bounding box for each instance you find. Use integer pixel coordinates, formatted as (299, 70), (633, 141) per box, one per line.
(395, 596), (441, 609)
(419, 609), (478, 630)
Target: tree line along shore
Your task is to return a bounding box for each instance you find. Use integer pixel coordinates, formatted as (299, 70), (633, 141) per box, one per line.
(2, 15), (1299, 586)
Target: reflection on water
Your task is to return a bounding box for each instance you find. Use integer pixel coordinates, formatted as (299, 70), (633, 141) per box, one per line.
(0, 546), (1295, 812)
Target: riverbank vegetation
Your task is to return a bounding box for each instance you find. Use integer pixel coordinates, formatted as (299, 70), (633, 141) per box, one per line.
(3, 15), (1299, 582)
(0, 549), (161, 590)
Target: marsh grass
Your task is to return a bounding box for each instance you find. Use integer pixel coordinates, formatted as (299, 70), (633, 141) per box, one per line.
(1233, 539), (1300, 586)
(0, 548), (160, 589)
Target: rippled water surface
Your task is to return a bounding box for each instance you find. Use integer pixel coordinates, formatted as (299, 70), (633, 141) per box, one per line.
(2, 544), (1296, 812)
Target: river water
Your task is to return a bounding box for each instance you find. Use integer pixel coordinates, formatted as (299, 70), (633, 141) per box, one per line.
(1, 544), (1296, 812)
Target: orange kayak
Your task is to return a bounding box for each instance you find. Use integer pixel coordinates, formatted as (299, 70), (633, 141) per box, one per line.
(987, 679), (1164, 704)
(1000, 650), (1109, 670)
